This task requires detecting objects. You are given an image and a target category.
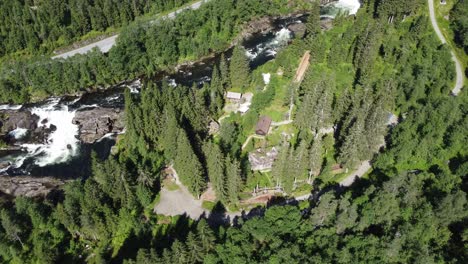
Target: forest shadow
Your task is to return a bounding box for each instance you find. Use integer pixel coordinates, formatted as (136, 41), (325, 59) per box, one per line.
(112, 213), (193, 263)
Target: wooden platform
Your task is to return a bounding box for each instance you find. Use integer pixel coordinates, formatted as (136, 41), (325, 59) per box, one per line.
(293, 51), (311, 83)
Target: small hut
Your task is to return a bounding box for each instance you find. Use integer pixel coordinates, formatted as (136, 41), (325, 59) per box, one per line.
(225, 91), (242, 102)
(255, 116), (272, 136)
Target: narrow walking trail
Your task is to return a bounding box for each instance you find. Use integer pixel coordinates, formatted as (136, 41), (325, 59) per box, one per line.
(428, 0), (464, 95)
(241, 134), (265, 150)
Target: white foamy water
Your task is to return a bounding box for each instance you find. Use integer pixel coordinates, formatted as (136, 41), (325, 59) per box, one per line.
(19, 99), (80, 167)
(168, 79), (177, 87)
(321, 0), (361, 18)
(245, 28), (292, 60)
(78, 104), (99, 110)
(335, 0), (361, 15)
(96, 133), (116, 143)
(128, 79), (141, 94)
(8, 128), (28, 140)
(0, 104), (22, 110)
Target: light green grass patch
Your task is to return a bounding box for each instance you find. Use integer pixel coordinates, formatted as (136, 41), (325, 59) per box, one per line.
(165, 180), (180, 191)
(202, 201), (216, 211)
(244, 171), (274, 191)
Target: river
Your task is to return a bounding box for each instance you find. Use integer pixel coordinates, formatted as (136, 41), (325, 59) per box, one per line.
(0, 3), (361, 179)
(0, 17), (304, 178)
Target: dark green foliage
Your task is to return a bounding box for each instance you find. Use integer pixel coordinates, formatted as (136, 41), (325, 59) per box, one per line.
(204, 141), (227, 201)
(0, 0), (301, 104)
(0, 0), (193, 57)
(129, 171), (467, 263)
(451, 0), (468, 53)
(1, 0), (467, 263)
(295, 68), (335, 133)
(229, 45), (251, 91)
(225, 155), (242, 204)
(374, 0), (422, 21)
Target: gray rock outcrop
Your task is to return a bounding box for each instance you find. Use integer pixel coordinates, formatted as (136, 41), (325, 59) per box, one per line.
(0, 175), (66, 197)
(73, 107), (124, 143)
(0, 110), (39, 134)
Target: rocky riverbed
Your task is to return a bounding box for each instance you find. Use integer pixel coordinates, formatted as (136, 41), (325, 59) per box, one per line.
(0, 4), (360, 197)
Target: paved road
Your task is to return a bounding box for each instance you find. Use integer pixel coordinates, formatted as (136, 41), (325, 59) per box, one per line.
(428, 0), (464, 95)
(53, 0), (207, 59)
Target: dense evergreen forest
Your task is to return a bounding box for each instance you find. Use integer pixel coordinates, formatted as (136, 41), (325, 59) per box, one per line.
(0, 0), (467, 263)
(451, 0), (468, 53)
(0, 0), (193, 57)
(0, 0), (309, 103)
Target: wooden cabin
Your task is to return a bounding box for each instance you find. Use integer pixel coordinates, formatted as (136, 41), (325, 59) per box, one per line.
(225, 91), (242, 102)
(255, 116), (272, 136)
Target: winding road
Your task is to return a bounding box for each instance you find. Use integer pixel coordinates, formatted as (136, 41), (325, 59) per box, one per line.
(428, 0), (464, 95)
(52, 0), (208, 59)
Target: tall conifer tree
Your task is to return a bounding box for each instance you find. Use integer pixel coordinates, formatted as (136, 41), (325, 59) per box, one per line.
(229, 45), (250, 91)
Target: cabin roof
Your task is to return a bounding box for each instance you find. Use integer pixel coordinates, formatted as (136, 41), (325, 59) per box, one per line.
(255, 116), (272, 135)
(226, 91), (242, 100)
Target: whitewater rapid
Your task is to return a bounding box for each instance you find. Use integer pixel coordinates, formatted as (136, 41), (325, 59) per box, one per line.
(321, 0), (361, 18)
(7, 99), (80, 170)
(245, 28), (292, 61)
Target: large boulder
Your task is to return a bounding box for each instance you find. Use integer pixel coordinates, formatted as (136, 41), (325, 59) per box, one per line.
(0, 110), (39, 134)
(0, 175), (66, 197)
(288, 23), (306, 38)
(73, 107), (124, 143)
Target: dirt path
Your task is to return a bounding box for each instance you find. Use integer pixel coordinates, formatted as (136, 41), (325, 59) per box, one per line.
(53, 0), (207, 59)
(428, 0), (464, 95)
(339, 161), (371, 187)
(241, 134), (265, 150)
(271, 120), (293, 126)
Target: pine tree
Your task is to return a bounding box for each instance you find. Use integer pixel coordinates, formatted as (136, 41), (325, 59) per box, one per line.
(203, 142), (226, 201)
(272, 144), (294, 193)
(161, 104), (179, 161)
(282, 147), (295, 193)
(272, 145), (288, 187)
(294, 92), (314, 132)
(295, 70), (335, 133)
(219, 53), (230, 88)
(294, 139), (310, 181)
(175, 129), (206, 197)
(225, 155), (242, 204)
(309, 136), (324, 180)
(312, 73), (335, 131)
(181, 86), (210, 134)
(210, 65), (224, 115)
(338, 116), (365, 169)
(305, 1), (321, 39)
(364, 95), (387, 158)
(229, 45), (250, 91)
(186, 232), (203, 263)
(171, 240), (189, 264)
(196, 219), (215, 253)
(0, 209), (24, 247)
